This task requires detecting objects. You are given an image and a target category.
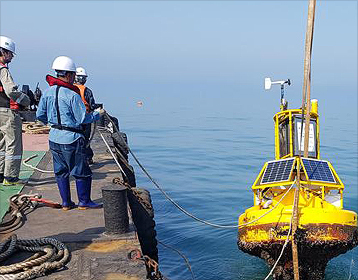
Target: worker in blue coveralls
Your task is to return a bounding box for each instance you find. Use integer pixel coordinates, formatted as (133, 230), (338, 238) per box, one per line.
(36, 56), (106, 210)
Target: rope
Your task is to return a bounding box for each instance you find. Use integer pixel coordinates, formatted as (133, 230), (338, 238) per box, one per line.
(97, 129), (127, 176)
(22, 155), (53, 173)
(0, 236), (17, 263)
(103, 114), (294, 230)
(0, 194), (40, 233)
(262, 184), (298, 280)
(0, 235), (70, 280)
(22, 122), (50, 134)
(239, 183), (294, 228)
(157, 240), (195, 280)
(347, 251), (355, 280)
(103, 113), (238, 229)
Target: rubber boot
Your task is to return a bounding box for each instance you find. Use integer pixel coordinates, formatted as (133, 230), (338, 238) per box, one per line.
(76, 177), (102, 210)
(56, 177), (76, 210)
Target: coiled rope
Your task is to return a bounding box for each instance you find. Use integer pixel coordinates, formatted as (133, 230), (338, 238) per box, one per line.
(22, 123), (50, 135)
(0, 194), (40, 233)
(0, 235), (71, 280)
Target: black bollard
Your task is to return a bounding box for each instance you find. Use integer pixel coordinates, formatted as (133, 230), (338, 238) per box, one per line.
(102, 184), (129, 234)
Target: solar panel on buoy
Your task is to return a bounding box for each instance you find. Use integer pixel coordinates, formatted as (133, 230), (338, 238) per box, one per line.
(301, 158), (336, 183)
(260, 158), (295, 184)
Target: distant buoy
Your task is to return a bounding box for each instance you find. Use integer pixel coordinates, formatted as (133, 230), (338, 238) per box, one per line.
(137, 101), (143, 107)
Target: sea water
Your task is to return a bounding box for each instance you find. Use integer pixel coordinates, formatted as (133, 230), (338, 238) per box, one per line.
(111, 91), (357, 280)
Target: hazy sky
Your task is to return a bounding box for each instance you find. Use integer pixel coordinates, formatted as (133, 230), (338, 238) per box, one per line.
(1, 1), (356, 117)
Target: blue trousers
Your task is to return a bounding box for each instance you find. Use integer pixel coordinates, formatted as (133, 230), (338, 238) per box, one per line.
(49, 137), (92, 179)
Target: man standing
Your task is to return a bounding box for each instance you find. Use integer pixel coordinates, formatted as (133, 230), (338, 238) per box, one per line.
(74, 67), (95, 164)
(0, 36), (30, 185)
(36, 56), (105, 210)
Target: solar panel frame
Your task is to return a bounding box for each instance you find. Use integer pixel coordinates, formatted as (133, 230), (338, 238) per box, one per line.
(260, 158), (295, 185)
(301, 158), (336, 183)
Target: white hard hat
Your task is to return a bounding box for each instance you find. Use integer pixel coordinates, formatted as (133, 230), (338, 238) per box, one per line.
(0, 36), (16, 54)
(76, 67), (87, 77)
(52, 56), (76, 72)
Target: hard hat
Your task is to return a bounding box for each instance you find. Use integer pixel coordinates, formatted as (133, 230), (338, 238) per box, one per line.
(76, 67), (87, 77)
(52, 56), (76, 72)
(0, 36), (16, 54)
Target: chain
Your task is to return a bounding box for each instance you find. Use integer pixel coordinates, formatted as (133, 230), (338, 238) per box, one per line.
(112, 177), (153, 213)
(128, 249), (164, 280)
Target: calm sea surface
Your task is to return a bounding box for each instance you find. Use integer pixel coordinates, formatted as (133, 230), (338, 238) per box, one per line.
(111, 93), (357, 280)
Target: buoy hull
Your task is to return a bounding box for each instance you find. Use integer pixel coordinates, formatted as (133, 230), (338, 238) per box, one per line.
(238, 220), (358, 280)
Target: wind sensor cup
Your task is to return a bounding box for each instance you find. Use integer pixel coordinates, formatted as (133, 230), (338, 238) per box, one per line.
(264, 77), (291, 110)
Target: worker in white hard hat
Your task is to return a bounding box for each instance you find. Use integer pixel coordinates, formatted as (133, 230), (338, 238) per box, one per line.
(36, 56), (106, 210)
(74, 67), (96, 164)
(0, 35), (30, 185)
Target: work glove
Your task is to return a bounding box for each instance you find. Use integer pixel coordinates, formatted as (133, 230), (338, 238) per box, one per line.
(95, 107), (106, 116)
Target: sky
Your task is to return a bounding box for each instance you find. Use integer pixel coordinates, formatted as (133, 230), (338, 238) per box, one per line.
(0, 0), (357, 118)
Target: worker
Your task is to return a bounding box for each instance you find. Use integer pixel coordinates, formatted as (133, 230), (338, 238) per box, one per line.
(0, 36), (30, 185)
(74, 67), (95, 164)
(36, 56), (105, 210)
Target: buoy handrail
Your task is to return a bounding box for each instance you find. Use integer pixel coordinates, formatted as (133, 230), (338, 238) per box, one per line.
(239, 183), (295, 228)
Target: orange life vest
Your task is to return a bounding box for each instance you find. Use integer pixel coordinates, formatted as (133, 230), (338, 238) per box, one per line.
(75, 84), (90, 113)
(0, 62), (19, 109)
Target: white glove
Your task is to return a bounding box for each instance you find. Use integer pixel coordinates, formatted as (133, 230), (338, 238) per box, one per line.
(95, 107), (106, 116)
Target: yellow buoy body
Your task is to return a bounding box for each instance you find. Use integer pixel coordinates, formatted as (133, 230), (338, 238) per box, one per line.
(237, 103), (358, 277)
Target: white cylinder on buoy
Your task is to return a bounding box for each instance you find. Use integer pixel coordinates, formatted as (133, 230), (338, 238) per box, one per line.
(311, 99), (318, 114)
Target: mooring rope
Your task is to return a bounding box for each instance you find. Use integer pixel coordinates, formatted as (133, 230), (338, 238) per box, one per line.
(0, 235), (70, 280)
(22, 114), (294, 232)
(239, 183), (294, 228)
(0, 194), (40, 233)
(103, 113), (295, 230)
(347, 251), (355, 280)
(103, 113), (238, 229)
(157, 240), (195, 280)
(97, 128), (127, 176)
(262, 183), (298, 280)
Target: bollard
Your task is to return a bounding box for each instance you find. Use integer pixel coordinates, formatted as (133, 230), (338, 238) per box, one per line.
(102, 184), (129, 234)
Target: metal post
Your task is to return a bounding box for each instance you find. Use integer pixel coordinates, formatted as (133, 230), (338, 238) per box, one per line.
(102, 184), (129, 234)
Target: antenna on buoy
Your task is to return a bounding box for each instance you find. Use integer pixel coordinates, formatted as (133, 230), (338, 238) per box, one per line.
(264, 77), (291, 110)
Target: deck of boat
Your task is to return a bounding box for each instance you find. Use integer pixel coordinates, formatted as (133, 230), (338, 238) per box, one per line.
(0, 126), (147, 280)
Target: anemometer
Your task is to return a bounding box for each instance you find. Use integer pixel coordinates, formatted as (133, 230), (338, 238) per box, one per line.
(264, 78), (291, 110)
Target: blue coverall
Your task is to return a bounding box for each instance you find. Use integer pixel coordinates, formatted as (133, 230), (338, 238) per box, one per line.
(36, 78), (100, 208)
